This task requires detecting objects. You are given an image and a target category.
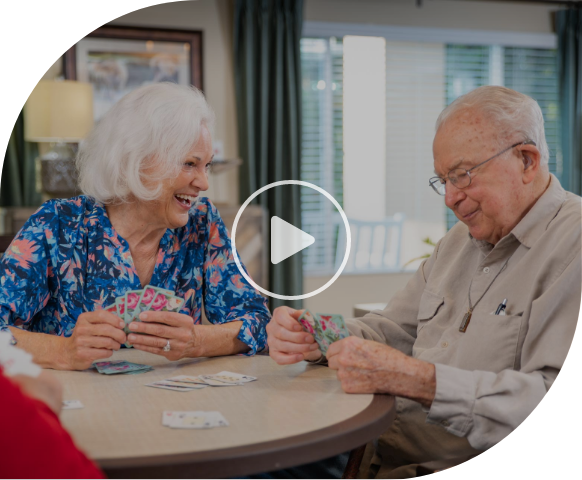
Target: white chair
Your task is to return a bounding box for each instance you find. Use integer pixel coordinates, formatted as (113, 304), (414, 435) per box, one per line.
(335, 214), (405, 274)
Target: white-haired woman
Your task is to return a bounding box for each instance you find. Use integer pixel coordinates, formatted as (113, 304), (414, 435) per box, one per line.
(0, 83), (271, 370)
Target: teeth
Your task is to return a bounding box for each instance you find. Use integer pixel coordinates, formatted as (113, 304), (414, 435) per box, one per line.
(175, 194), (196, 203)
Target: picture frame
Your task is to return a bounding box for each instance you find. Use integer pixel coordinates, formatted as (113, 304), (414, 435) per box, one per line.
(64, 25), (203, 122)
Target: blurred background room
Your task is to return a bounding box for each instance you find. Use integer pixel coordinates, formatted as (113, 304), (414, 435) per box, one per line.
(1, 0), (580, 318)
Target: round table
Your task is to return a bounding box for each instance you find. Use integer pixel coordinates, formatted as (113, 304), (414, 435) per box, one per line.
(53, 350), (395, 478)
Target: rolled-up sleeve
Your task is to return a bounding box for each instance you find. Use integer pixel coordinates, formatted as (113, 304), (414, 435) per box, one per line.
(202, 204), (271, 355)
(427, 250), (580, 450)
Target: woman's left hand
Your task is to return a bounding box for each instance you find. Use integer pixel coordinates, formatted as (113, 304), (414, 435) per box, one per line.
(127, 311), (198, 361)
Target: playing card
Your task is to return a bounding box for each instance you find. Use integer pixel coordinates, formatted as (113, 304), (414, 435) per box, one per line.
(169, 411), (213, 429)
(161, 379), (207, 389)
(115, 296), (126, 320)
(198, 375), (243, 386)
(94, 360), (152, 375)
(62, 400), (84, 410)
(146, 381), (198, 392)
(202, 371), (257, 385)
(312, 313), (350, 355)
(103, 303), (118, 315)
(134, 286), (157, 318)
(297, 309), (318, 337)
(125, 289), (144, 322)
(167, 375), (209, 385)
(149, 291), (185, 313)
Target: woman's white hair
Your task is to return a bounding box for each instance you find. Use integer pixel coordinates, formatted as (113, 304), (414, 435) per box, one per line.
(435, 86), (549, 167)
(77, 82), (215, 203)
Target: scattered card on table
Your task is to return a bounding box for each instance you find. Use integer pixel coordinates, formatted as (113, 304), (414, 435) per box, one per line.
(167, 375), (209, 385)
(62, 400), (84, 410)
(203, 371), (257, 384)
(146, 381), (200, 392)
(94, 360), (152, 375)
(198, 375), (243, 387)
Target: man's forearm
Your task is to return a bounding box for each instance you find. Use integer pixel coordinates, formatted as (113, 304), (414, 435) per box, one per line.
(189, 321), (249, 357)
(8, 327), (69, 370)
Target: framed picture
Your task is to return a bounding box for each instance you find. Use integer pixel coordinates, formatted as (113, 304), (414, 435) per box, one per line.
(64, 26), (203, 122)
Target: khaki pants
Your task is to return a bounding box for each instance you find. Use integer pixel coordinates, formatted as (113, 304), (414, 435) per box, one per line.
(358, 398), (482, 479)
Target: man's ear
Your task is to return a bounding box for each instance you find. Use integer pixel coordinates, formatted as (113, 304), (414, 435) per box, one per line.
(520, 145), (540, 184)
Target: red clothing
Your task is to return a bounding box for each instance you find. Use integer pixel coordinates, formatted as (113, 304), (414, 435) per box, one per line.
(0, 371), (104, 479)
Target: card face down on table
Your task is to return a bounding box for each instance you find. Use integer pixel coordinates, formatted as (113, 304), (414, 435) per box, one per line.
(298, 310), (350, 355)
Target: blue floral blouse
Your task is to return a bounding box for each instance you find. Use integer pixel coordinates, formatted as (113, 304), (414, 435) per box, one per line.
(0, 196), (270, 355)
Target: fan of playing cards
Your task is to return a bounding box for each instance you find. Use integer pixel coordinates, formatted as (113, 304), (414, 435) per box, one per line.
(102, 285), (185, 348)
(298, 310), (350, 355)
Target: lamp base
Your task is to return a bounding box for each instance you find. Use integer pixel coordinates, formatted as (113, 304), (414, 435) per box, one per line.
(40, 143), (79, 197)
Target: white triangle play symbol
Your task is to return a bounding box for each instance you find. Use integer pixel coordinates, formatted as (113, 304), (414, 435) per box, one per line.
(271, 216), (315, 265)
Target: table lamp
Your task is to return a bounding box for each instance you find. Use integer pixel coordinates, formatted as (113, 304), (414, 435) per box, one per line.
(24, 80), (93, 197)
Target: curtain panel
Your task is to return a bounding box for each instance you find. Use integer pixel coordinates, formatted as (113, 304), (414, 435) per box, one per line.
(1, 110), (41, 208)
(234, 0), (304, 309)
(557, 8), (582, 195)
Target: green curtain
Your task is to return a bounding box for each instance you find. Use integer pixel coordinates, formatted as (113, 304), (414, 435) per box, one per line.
(1, 110), (41, 207)
(557, 8), (582, 195)
(234, 0), (304, 309)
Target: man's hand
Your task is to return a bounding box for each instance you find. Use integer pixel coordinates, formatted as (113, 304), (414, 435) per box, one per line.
(327, 336), (437, 408)
(267, 307), (321, 365)
(128, 311), (197, 362)
(12, 371), (63, 415)
(60, 311), (127, 370)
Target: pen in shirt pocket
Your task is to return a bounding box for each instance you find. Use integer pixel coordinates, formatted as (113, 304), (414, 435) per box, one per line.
(495, 298), (507, 316)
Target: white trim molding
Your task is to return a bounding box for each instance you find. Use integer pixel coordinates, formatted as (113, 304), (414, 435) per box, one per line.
(303, 21), (557, 49)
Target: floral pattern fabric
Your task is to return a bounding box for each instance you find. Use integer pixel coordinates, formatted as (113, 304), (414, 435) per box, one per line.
(0, 196), (271, 355)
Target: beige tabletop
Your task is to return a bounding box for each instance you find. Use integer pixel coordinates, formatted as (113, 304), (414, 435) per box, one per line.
(52, 350), (395, 478)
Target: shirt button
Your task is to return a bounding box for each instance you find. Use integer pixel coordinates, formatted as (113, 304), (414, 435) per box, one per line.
(441, 420), (450, 427)
(441, 341), (448, 348)
(483, 267), (490, 274)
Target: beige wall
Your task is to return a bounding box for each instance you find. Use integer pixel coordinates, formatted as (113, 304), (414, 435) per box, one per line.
(305, 0), (557, 33)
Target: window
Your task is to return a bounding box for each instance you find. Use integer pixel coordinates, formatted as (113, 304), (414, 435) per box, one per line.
(301, 31), (559, 275)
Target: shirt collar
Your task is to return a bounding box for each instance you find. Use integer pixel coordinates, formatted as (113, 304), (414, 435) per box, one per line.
(468, 174), (567, 252)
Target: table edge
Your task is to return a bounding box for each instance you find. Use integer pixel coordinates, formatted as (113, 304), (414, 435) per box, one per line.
(101, 394), (396, 478)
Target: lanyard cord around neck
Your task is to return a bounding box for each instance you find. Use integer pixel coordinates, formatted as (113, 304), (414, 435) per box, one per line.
(459, 257), (511, 332)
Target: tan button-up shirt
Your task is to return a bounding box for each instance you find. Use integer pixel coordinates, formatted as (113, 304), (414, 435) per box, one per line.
(348, 175), (581, 456)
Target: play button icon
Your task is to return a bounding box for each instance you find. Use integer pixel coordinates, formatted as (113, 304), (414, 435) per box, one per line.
(231, 180), (351, 301)
(271, 216), (315, 265)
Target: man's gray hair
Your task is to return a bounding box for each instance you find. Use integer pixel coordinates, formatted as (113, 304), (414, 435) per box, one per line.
(77, 82), (215, 204)
(435, 86), (549, 166)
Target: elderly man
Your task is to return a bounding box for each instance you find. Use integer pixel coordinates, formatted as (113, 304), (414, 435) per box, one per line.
(267, 86), (581, 477)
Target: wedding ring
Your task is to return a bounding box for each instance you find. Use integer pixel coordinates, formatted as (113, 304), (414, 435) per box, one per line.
(163, 340), (171, 352)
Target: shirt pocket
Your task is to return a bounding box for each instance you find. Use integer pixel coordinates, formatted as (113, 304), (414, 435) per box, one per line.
(417, 289), (445, 334)
(454, 311), (524, 372)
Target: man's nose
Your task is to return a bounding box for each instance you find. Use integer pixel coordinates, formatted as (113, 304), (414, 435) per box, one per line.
(444, 181), (466, 209)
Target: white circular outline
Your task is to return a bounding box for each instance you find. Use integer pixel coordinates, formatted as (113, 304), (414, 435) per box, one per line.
(231, 180), (351, 300)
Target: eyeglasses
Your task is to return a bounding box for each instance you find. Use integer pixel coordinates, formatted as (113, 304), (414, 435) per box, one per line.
(429, 140), (537, 196)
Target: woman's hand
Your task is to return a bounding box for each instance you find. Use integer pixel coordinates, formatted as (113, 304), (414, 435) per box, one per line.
(12, 371), (63, 415)
(267, 306), (321, 365)
(127, 311), (197, 361)
(60, 311), (127, 370)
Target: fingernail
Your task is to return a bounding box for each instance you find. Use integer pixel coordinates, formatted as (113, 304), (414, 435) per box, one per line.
(140, 312), (148, 320)
(128, 335), (135, 342)
(310, 343), (319, 350)
(305, 335), (313, 342)
(119, 321), (125, 329)
(129, 323), (138, 331)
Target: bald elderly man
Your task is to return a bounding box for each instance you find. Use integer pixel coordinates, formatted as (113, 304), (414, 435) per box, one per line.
(267, 86), (581, 477)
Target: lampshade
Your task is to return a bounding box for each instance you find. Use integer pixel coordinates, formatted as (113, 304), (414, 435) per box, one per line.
(24, 80), (94, 142)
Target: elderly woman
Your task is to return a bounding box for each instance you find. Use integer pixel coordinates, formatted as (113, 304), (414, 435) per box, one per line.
(0, 83), (271, 370)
